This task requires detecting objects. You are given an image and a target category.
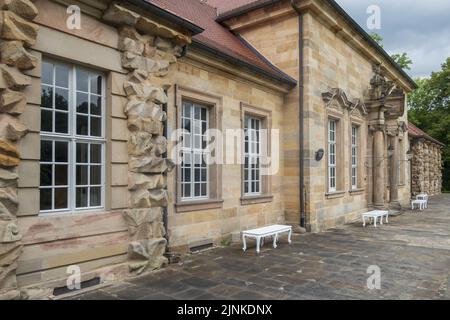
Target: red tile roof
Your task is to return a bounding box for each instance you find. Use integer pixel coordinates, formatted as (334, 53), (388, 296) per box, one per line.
(147, 0), (296, 85)
(408, 123), (444, 146)
(207, 0), (265, 16)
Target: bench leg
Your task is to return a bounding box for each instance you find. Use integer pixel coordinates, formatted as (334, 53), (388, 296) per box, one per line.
(288, 229), (292, 244)
(363, 216), (366, 227)
(256, 236), (261, 254)
(242, 234), (247, 252)
(385, 214), (389, 224)
(273, 233), (278, 249)
(374, 216), (377, 228)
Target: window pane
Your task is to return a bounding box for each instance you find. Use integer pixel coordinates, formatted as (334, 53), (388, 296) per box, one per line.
(183, 167), (190, 182)
(40, 188), (52, 211)
(90, 187), (101, 206)
(76, 187), (88, 208)
(76, 165), (88, 185)
(55, 64), (69, 88)
(42, 62), (53, 85)
(90, 95), (101, 115)
(77, 115), (88, 135)
(183, 183), (190, 198)
(194, 106), (200, 120)
(55, 141), (68, 162)
(54, 188), (68, 209)
(194, 183), (200, 197)
(55, 111), (68, 134)
(90, 75), (102, 95)
(54, 165), (68, 185)
(183, 103), (191, 118)
(90, 117), (101, 137)
(76, 143), (88, 163)
(90, 144), (101, 164)
(201, 108), (207, 121)
(55, 88), (68, 110)
(90, 166), (101, 185)
(40, 140), (52, 162)
(77, 69), (89, 92)
(41, 85), (53, 108)
(40, 164), (52, 186)
(76, 92), (89, 114)
(41, 110), (52, 132)
(201, 183), (207, 197)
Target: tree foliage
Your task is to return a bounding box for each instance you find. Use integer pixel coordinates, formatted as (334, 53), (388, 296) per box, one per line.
(408, 57), (450, 191)
(369, 33), (413, 70)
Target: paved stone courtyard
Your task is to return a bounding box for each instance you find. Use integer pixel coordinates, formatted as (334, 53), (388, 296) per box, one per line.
(73, 195), (450, 300)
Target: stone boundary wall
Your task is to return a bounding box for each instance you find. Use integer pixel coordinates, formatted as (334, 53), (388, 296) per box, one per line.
(411, 139), (443, 196)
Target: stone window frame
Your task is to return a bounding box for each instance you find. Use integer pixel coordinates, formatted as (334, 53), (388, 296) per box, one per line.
(348, 116), (365, 194)
(240, 103), (273, 205)
(174, 85), (223, 213)
(325, 110), (345, 198)
(39, 57), (108, 216)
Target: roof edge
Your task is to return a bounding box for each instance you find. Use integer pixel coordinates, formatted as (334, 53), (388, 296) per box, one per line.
(126, 0), (204, 35)
(408, 123), (445, 147)
(191, 39), (298, 87)
(216, 0), (417, 90)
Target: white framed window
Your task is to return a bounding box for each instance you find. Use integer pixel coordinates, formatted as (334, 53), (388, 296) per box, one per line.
(328, 119), (337, 192)
(244, 116), (261, 196)
(351, 125), (358, 189)
(39, 59), (105, 214)
(181, 101), (209, 200)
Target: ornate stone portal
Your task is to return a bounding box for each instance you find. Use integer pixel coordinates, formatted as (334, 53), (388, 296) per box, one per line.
(0, 0), (39, 299)
(103, 3), (189, 275)
(366, 65), (406, 210)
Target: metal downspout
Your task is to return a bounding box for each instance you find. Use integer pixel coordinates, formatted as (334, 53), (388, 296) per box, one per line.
(290, 0), (306, 228)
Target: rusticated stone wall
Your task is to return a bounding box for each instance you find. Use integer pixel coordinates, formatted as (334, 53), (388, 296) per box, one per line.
(0, 0), (38, 299)
(411, 139), (443, 196)
(104, 3), (186, 274)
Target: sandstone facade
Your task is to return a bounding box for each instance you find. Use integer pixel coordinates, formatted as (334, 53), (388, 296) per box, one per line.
(0, 0), (427, 299)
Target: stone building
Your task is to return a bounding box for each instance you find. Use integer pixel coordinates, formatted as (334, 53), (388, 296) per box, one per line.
(408, 123), (444, 196)
(0, 0), (419, 299)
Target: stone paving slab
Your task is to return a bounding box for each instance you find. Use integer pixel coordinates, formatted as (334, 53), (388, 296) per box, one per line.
(72, 194), (450, 300)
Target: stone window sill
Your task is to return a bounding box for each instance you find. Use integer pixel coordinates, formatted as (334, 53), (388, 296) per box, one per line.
(175, 199), (224, 213)
(325, 191), (346, 199)
(349, 188), (365, 195)
(240, 194), (273, 206)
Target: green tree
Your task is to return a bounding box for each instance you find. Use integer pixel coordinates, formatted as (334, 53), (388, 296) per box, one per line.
(408, 57), (450, 191)
(369, 33), (413, 70)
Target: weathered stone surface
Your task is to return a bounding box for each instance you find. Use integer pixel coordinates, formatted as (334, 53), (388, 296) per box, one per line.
(128, 173), (166, 191)
(123, 81), (168, 104)
(124, 99), (166, 121)
(0, 64), (31, 89)
(0, 221), (20, 242)
(128, 131), (153, 157)
(127, 115), (163, 135)
(122, 208), (165, 241)
(128, 238), (168, 274)
(0, 89), (26, 115)
(1, 10), (39, 47)
(129, 188), (169, 208)
(103, 3), (139, 26)
(0, 0), (38, 20)
(0, 240), (21, 290)
(6, 118), (28, 141)
(0, 139), (20, 167)
(129, 156), (175, 174)
(0, 187), (18, 216)
(118, 37), (144, 55)
(0, 40), (37, 70)
(154, 37), (172, 51)
(0, 168), (17, 188)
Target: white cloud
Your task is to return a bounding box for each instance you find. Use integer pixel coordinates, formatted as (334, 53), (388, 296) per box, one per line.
(336, 0), (450, 77)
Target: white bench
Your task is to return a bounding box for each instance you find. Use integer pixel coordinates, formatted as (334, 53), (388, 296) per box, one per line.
(416, 193), (429, 208)
(242, 224), (292, 254)
(411, 199), (427, 210)
(362, 210), (389, 227)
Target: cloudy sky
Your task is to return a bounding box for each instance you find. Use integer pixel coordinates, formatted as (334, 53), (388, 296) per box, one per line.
(335, 0), (450, 78)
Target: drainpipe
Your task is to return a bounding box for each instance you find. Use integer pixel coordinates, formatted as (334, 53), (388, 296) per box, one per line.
(290, 0), (306, 228)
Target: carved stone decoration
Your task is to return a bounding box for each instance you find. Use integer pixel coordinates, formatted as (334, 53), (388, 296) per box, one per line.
(0, 0), (39, 299)
(104, 2), (189, 275)
(322, 88), (368, 116)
